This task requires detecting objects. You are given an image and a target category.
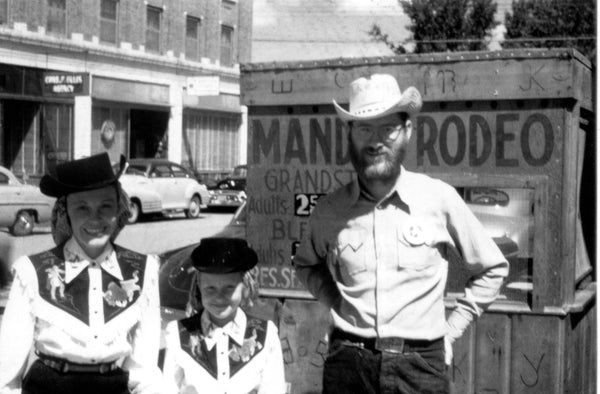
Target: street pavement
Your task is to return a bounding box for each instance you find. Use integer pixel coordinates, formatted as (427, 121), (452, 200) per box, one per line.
(0, 210), (235, 315)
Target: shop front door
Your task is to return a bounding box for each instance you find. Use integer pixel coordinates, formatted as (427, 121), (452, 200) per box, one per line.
(130, 109), (169, 159)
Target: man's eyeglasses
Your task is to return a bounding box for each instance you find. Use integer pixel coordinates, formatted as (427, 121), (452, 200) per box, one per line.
(352, 124), (405, 141)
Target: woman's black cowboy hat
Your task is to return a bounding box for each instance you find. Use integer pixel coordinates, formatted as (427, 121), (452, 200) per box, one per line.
(191, 237), (258, 274)
(40, 153), (127, 198)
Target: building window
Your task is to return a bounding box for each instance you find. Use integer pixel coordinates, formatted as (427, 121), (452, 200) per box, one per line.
(220, 24), (234, 67)
(0, 0), (8, 25)
(182, 112), (241, 176)
(47, 0), (67, 36)
(100, 0), (118, 44)
(185, 16), (202, 61)
(146, 6), (162, 53)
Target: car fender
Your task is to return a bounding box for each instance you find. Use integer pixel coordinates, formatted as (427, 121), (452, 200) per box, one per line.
(119, 175), (163, 213)
(182, 181), (210, 206)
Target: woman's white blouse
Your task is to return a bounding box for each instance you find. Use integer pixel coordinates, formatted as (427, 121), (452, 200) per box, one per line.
(162, 309), (286, 394)
(0, 238), (162, 394)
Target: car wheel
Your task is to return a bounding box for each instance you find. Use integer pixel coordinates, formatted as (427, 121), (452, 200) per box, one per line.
(128, 200), (141, 224)
(186, 195), (201, 218)
(10, 211), (35, 236)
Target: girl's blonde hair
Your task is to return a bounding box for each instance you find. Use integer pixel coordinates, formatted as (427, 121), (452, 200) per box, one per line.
(186, 269), (259, 317)
(50, 182), (131, 245)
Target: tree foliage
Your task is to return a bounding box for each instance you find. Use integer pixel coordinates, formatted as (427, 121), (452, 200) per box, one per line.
(369, 0), (498, 54)
(504, 0), (595, 61)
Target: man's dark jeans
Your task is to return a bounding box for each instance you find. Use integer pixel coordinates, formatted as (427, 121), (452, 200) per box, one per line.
(322, 331), (449, 394)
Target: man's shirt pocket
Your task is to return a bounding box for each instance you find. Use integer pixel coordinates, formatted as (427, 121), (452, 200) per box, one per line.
(330, 227), (369, 279)
(396, 218), (442, 271)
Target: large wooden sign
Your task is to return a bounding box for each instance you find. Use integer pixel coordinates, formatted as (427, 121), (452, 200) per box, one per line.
(242, 49), (593, 309)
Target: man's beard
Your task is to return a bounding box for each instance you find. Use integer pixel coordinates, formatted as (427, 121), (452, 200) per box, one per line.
(349, 139), (405, 182)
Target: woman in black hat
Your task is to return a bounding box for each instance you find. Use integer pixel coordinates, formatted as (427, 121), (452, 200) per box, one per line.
(162, 237), (285, 394)
(0, 153), (162, 394)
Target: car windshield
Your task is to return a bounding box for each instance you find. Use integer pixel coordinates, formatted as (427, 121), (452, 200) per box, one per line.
(231, 165), (247, 177)
(217, 179), (246, 191)
(0, 171), (19, 185)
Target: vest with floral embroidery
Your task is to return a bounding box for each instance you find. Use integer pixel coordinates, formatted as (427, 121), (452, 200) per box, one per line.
(28, 243), (147, 325)
(178, 313), (268, 378)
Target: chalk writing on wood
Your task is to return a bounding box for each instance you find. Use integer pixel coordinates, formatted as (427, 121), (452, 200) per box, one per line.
(437, 69), (457, 94)
(280, 336), (328, 369)
(310, 339), (328, 368)
(334, 72), (352, 89)
(272, 79), (293, 94)
(519, 64), (545, 91)
(281, 337), (294, 364)
(451, 352), (467, 383)
(422, 68), (431, 96)
(520, 353), (545, 387)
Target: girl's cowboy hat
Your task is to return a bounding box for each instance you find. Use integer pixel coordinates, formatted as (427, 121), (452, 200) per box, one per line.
(333, 73), (422, 122)
(191, 237), (258, 274)
(40, 152), (127, 197)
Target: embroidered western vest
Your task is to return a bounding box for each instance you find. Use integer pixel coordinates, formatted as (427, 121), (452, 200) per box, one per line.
(178, 314), (268, 378)
(28, 243), (147, 325)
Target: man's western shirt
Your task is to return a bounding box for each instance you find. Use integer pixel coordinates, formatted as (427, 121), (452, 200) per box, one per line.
(294, 168), (509, 340)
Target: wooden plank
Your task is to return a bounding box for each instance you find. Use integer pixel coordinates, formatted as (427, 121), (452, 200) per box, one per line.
(510, 315), (561, 394)
(575, 126), (591, 281)
(278, 299), (331, 394)
(449, 313), (476, 394)
(531, 180), (551, 311)
(560, 304), (597, 394)
(474, 313), (511, 394)
(557, 106), (580, 306)
(241, 50), (588, 106)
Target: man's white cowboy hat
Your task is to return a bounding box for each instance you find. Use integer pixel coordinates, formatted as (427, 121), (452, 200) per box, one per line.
(333, 74), (422, 122)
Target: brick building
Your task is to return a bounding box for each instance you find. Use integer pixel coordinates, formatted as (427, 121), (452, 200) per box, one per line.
(0, 0), (252, 183)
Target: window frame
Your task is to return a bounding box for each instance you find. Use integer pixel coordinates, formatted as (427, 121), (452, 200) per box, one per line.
(46, 0), (67, 37)
(434, 173), (548, 310)
(185, 15), (202, 61)
(145, 5), (163, 54)
(99, 0), (119, 45)
(0, 0), (9, 25)
(219, 24), (235, 67)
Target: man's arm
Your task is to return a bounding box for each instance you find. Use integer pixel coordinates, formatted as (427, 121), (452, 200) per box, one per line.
(443, 184), (509, 345)
(293, 216), (341, 309)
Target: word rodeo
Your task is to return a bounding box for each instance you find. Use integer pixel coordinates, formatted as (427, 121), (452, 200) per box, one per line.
(251, 112), (556, 169)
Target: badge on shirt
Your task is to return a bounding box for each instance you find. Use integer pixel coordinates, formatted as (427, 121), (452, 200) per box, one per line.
(402, 218), (427, 246)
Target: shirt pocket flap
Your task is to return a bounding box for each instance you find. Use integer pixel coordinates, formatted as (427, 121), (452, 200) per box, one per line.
(337, 228), (367, 252)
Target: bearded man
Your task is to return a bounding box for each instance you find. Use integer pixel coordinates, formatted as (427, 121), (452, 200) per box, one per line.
(294, 74), (509, 394)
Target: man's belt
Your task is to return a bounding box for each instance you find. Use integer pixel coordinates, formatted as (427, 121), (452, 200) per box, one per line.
(37, 352), (120, 374)
(330, 328), (443, 354)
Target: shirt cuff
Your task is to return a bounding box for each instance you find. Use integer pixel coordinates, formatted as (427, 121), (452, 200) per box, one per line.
(445, 306), (474, 343)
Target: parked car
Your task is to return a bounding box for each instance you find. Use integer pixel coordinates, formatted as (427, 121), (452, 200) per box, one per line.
(0, 166), (55, 236)
(159, 201), (246, 318)
(230, 164), (247, 178)
(207, 177), (247, 209)
(116, 158), (211, 224)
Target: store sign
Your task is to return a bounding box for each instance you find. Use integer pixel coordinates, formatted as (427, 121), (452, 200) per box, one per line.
(43, 72), (89, 95)
(186, 76), (220, 96)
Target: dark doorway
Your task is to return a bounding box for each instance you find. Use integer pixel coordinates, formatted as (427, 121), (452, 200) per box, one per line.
(129, 109), (169, 159)
(2, 100), (42, 175)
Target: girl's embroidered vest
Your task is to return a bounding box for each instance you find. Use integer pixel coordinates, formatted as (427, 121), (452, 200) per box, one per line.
(28, 243), (147, 325)
(178, 314), (268, 378)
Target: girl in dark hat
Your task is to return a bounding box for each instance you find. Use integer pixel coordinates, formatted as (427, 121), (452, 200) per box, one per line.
(162, 237), (285, 394)
(0, 153), (162, 394)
